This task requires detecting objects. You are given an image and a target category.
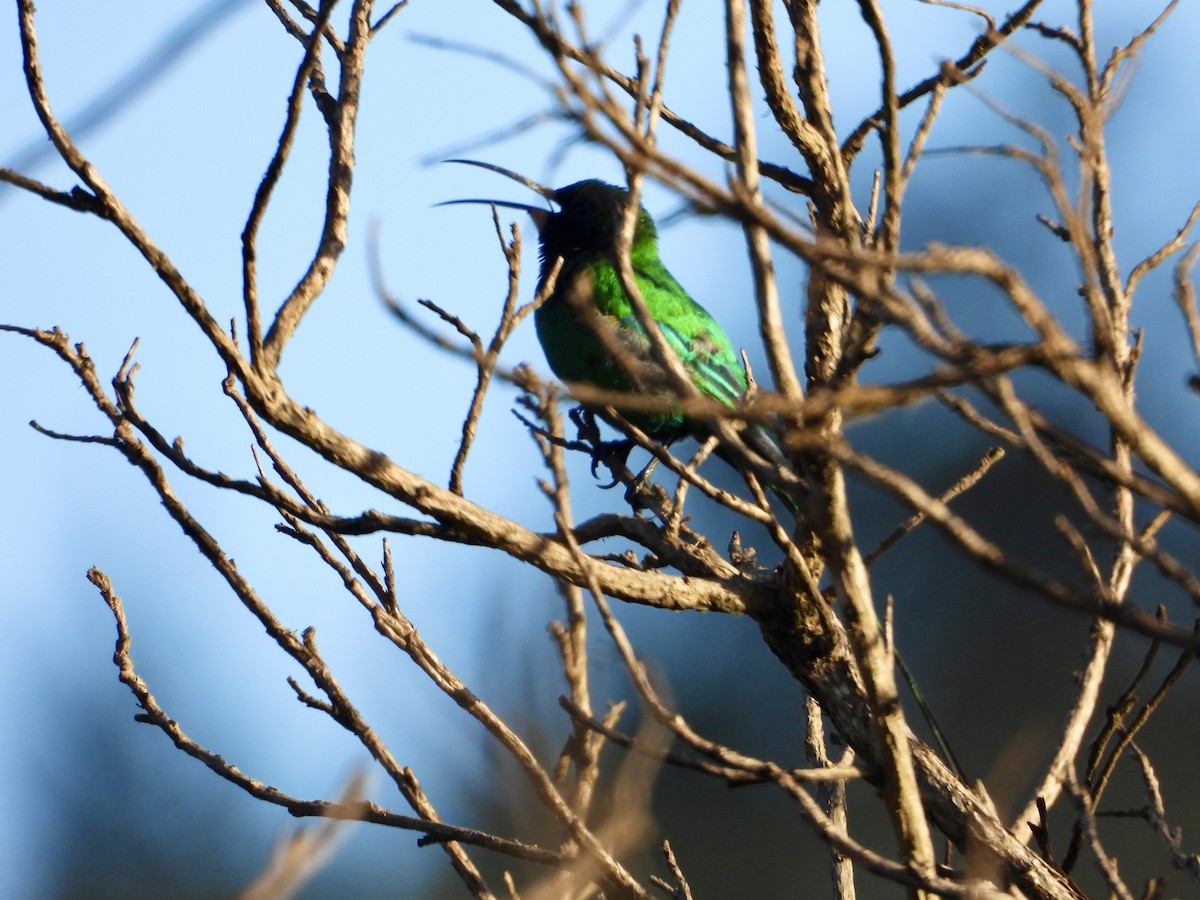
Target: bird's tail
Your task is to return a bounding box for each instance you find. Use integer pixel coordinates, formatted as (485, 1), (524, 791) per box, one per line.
(717, 423), (805, 514)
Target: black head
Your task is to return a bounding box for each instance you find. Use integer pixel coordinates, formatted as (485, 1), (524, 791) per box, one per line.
(438, 160), (657, 261)
(538, 179), (657, 261)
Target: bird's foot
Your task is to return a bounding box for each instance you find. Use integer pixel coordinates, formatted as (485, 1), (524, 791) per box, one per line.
(590, 440), (638, 488)
(567, 408), (635, 488)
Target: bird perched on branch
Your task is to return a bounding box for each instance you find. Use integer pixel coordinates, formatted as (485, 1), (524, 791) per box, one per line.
(441, 160), (798, 508)
(440, 164), (964, 774)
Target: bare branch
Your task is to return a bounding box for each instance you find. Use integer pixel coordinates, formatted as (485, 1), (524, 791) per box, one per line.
(261, 0), (375, 368)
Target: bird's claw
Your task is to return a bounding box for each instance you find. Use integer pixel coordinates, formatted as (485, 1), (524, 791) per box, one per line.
(568, 407), (635, 487)
(590, 439), (635, 488)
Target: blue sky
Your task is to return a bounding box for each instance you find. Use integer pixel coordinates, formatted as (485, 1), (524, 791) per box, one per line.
(4, 2), (1200, 896)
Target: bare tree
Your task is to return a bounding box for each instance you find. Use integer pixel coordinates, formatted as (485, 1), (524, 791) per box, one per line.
(4, 0), (1199, 897)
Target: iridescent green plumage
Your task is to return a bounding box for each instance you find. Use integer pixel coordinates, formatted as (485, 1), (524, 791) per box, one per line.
(530, 179), (749, 440)
(441, 161), (792, 490)
(441, 165), (972, 776)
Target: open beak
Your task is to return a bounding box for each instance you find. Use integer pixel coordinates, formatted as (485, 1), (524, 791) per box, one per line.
(436, 159), (554, 231)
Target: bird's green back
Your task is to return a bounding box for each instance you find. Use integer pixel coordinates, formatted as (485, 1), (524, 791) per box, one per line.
(532, 182), (748, 438)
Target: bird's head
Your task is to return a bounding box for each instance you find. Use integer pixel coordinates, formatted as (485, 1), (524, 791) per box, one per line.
(438, 160), (658, 263)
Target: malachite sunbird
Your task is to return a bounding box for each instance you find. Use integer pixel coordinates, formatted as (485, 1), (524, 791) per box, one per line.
(441, 164), (966, 774)
(442, 160), (798, 508)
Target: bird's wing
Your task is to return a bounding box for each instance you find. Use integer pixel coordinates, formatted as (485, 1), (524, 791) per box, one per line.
(627, 261), (748, 408)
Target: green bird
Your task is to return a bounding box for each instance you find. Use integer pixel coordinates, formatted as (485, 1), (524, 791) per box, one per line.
(442, 160), (796, 504)
(443, 164), (965, 776)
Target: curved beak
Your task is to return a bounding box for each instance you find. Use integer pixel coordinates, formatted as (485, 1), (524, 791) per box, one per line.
(442, 159), (555, 200)
(434, 198), (549, 232)
(437, 160), (554, 231)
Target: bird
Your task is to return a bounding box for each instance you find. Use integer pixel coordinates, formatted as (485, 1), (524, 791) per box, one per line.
(440, 160), (799, 508)
(440, 164), (966, 777)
